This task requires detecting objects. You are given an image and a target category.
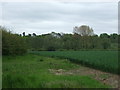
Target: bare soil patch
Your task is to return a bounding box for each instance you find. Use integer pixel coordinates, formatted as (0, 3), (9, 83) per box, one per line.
(49, 66), (119, 88)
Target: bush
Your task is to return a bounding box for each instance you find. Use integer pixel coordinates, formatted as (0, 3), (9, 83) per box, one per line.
(1, 26), (27, 55)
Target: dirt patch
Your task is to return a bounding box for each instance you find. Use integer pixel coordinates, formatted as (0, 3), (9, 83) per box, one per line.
(48, 69), (66, 75)
(48, 66), (119, 88)
(65, 67), (119, 88)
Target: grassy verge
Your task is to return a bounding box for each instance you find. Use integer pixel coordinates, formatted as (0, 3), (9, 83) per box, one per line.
(3, 54), (110, 88)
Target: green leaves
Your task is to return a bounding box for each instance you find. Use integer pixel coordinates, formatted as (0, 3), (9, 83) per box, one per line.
(1, 27), (27, 55)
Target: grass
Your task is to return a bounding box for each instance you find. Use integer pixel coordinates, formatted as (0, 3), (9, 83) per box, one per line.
(31, 51), (119, 74)
(2, 54), (110, 88)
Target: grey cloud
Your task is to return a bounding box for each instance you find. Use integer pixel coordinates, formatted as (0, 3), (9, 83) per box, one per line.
(1, 2), (118, 35)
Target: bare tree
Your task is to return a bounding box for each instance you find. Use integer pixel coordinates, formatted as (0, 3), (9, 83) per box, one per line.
(73, 25), (94, 36)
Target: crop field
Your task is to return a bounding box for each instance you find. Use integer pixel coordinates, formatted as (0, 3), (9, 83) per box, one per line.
(2, 54), (110, 88)
(31, 51), (119, 74)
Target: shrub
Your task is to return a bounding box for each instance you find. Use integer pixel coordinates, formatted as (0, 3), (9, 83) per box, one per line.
(1, 26), (27, 55)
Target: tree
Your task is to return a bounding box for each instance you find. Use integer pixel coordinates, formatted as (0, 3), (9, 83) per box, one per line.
(101, 38), (110, 49)
(110, 33), (118, 43)
(100, 33), (110, 38)
(33, 33), (36, 36)
(28, 34), (31, 37)
(23, 32), (25, 36)
(73, 25), (94, 36)
(1, 26), (27, 55)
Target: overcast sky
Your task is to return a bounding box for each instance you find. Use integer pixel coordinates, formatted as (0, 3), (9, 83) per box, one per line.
(0, 2), (118, 35)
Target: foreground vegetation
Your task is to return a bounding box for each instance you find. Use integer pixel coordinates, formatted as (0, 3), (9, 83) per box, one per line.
(3, 54), (110, 88)
(32, 51), (119, 74)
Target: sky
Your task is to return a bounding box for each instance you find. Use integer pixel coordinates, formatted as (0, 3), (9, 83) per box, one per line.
(0, 2), (118, 35)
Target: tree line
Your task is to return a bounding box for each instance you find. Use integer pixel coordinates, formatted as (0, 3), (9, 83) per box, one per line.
(24, 32), (119, 51)
(1, 26), (119, 55)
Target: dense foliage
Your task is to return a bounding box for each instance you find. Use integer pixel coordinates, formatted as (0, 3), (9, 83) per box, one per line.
(32, 51), (119, 74)
(1, 27), (27, 55)
(1, 26), (119, 55)
(24, 32), (119, 51)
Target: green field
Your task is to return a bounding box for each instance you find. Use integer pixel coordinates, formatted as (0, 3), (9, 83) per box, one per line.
(31, 51), (118, 74)
(3, 54), (110, 88)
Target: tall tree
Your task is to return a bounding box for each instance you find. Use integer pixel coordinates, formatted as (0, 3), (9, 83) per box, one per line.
(73, 25), (94, 36)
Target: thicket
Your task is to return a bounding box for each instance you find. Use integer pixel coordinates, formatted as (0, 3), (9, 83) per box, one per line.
(1, 26), (27, 55)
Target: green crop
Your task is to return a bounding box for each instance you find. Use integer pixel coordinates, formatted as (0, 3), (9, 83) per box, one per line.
(32, 51), (119, 74)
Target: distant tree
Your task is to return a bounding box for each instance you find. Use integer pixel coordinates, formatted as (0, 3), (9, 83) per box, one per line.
(23, 32), (25, 36)
(73, 25), (94, 36)
(33, 33), (36, 36)
(110, 33), (118, 43)
(61, 34), (73, 50)
(100, 33), (110, 38)
(101, 38), (111, 49)
(28, 34), (31, 37)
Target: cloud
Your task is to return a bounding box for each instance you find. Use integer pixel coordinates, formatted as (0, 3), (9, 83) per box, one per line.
(1, 2), (118, 35)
